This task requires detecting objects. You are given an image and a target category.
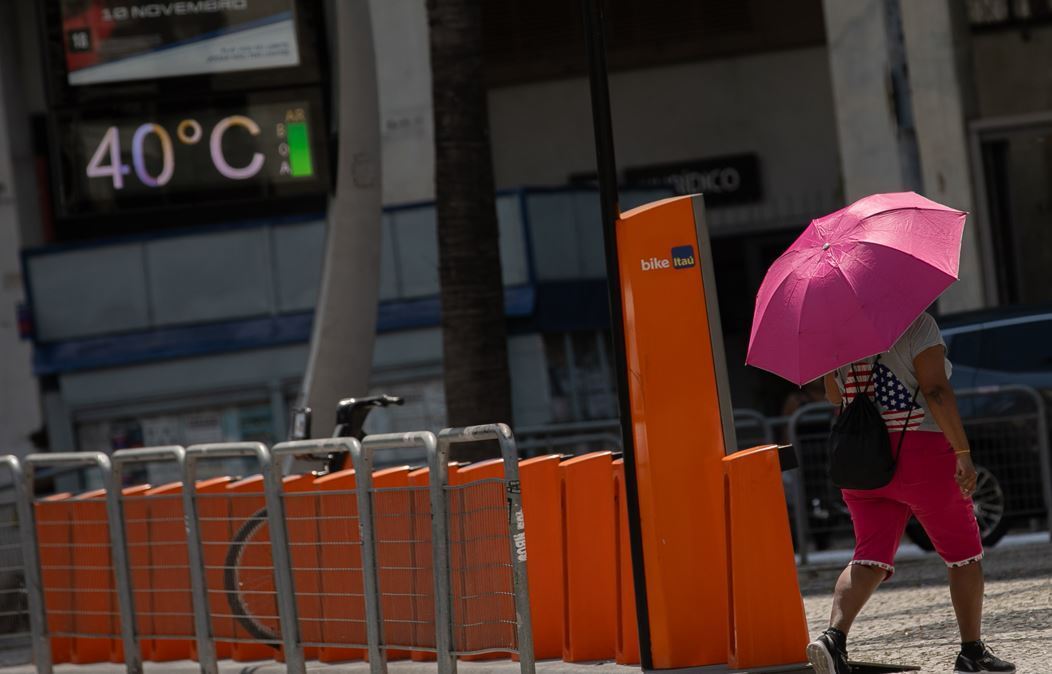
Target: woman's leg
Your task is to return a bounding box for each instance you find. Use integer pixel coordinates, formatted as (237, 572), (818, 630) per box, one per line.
(948, 561), (983, 642)
(830, 563), (886, 633)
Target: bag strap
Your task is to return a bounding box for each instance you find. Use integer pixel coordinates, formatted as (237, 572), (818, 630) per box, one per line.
(892, 386), (921, 462)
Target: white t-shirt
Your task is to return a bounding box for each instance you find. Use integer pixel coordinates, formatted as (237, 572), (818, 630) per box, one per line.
(834, 313), (950, 433)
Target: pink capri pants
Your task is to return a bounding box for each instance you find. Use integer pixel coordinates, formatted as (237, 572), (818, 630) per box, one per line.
(842, 430), (984, 578)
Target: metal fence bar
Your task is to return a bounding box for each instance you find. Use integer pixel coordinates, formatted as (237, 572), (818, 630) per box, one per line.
(361, 432), (444, 672)
(437, 424), (535, 674)
(786, 402), (836, 565)
(959, 384), (1052, 540)
(24, 452), (142, 674)
(733, 408), (775, 449)
(183, 442), (303, 674)
(110, 447), (193, 664)
(1, 456), (44, 673)
(271, 438), (385, 674)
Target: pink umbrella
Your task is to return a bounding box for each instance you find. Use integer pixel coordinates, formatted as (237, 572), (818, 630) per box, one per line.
(746, 191), (966, 385)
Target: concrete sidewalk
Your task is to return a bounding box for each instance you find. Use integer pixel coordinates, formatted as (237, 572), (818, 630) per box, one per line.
(0, 659), (636, 674)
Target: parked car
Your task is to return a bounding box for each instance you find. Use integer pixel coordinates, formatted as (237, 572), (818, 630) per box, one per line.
(905, 305), (1052, 550)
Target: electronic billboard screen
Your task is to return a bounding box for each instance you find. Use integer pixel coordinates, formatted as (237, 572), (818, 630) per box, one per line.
(58, 0), (301, 85)
(51, 88), (329, 223)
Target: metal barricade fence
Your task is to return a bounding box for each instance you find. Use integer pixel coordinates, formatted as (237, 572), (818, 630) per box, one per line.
(732, 409), (775, 449)
(21, 452), (140, 674)
(269, 439), (383, 671)
(182, 443), (302, 674)
(436, 425), (535, 674)
(0, 457), (31, 662)
(109, 447), (193, 665)
(955, 385), (1052, 543)
(359, 432), (441, 663)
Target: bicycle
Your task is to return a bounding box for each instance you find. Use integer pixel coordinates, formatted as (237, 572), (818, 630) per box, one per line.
(222, 394), (404, 647)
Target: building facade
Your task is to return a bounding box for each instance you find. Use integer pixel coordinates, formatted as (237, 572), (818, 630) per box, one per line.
(1, 0), (1049, 470)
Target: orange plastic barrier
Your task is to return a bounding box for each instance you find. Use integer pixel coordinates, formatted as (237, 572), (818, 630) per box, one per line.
(225, 475), (278, 662)
(123, 483), (155, 660)
(405, 464), (460, 661)
(451, 458), (507, 661)
(275, 474), (320, 663)
(370, 464), (414, 660)
(143, 481), (196, 662)
(36, 493), (73, 664)
(518, 454), (564, 660)
(193, 476), (234, 660)
(613, 459), (640, 665)
(314, 467), (366, 664)
(560, 452), (617, 662)
(67, 486), (150, 664)
(723, 445), (809, 670)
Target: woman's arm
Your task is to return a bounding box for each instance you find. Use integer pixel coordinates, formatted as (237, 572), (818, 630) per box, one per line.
(823, 372), (842, 406)
(913, 345), (977, 496)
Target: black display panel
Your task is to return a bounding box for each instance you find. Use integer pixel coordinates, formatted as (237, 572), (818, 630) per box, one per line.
(51, 88), (329, 225)
(39, 0), (326, 105)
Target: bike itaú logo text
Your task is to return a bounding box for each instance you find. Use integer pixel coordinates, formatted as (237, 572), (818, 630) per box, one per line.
(640, 245), (696, 271)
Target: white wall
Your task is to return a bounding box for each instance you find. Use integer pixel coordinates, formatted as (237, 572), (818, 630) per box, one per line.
(487, 47), (843, 235)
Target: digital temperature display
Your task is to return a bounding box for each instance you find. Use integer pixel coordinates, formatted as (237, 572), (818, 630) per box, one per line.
(52, 91), (328, 219)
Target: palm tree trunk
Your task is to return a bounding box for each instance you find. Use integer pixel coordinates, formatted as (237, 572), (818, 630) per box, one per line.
(428, 0), (513, 461)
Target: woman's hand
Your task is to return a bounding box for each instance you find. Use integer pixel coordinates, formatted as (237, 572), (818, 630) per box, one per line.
(955, 452), (978, 498)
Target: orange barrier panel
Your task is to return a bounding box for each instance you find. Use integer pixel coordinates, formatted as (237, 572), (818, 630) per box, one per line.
(451, 458), (507, 661)
(613, 459), (640, 666)
(616, 195), (734, 667)
(193, 477), (234, 661)
(225, 475), (278, 662)
(518, 454), (564, 660)
(144, 481), (196, 662)
(123, 483), (155, 661)
(314, 467), (366, 664)
(36, 493), (73, 664)
(723, 446), (809, 670)
(373, 465), (419, 661)
(109, 486), (152, 664)
(560, 452), (617, 662)
(66, 486), (148, 664)
(276, 474), (320, 663)
(406, 464), (459, 661)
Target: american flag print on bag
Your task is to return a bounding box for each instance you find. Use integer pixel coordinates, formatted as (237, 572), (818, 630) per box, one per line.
(842, 361), (923, 432)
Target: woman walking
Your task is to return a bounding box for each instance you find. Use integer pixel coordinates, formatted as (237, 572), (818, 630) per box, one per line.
(805, 312), (1014, 674)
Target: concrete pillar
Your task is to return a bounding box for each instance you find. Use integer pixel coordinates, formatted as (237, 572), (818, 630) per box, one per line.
(300, 0), (383, 435)
(0, 2), (41, 458)
(900, 0), (986, 311)
(822, 0), (913, 198)
(823, 0), (987, 312)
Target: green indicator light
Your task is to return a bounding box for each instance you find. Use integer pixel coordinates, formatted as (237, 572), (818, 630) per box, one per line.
(287, 122), (314, 177)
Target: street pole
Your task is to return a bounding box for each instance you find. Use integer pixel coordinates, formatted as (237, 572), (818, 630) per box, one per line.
(581, 1), (654, 668)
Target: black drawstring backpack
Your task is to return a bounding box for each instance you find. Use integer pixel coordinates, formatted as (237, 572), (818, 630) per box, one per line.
(828, 356), (918, 490)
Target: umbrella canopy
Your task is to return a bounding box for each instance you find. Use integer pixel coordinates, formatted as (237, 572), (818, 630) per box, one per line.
(746, 191), (966, 385)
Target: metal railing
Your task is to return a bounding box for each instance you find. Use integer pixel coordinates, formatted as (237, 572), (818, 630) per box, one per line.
(0, 426), (537, 674)
(0, 457), (31, 660)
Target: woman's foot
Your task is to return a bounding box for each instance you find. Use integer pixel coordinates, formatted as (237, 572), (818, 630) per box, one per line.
(806, 627), (850, 674)
(954, 641), (1015, 673)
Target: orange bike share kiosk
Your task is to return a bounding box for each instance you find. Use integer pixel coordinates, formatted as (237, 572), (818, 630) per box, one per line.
(614, 195), (809, 673)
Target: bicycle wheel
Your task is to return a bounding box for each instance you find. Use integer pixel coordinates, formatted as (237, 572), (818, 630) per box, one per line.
(223, 507), (282, 647)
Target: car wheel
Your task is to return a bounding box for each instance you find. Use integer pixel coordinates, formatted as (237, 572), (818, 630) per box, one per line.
(904, 465), (1010, 550)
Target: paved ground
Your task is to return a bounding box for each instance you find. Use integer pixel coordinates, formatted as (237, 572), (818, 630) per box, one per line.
(0, 536), (1047, 673)
(799, 536), (1052, 673)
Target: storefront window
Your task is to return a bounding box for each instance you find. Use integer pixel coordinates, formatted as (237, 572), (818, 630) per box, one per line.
(543, 331), (617, 422)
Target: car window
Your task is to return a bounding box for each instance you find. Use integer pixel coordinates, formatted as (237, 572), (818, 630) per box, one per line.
(946, 330), (982, 367)
(980, 320), (1052, 372)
